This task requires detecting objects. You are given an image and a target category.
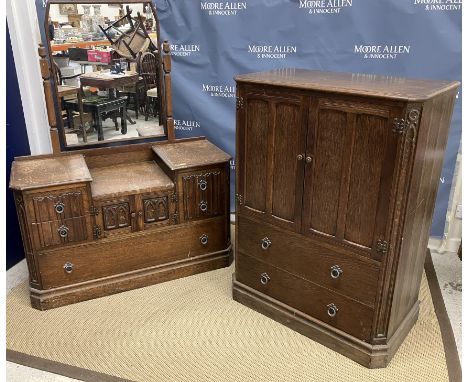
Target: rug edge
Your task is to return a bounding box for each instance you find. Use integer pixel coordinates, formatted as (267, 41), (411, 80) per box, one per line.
(424, 249), (462, 382)
(6, 349), (134, 382)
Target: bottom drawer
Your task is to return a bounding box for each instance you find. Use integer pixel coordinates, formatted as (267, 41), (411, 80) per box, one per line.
(236, 252), (374, 342)
(38, 216), (228, 289)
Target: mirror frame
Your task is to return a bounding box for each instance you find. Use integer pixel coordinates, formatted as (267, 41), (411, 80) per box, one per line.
(43, 0), (169, 150)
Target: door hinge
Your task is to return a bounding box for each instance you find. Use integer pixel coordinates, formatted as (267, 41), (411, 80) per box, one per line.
(171, 193), (178, 203)
(235, 193), (244, 205)
(91, 206), (99, 216)
(93, 225), (102, 239)
(392, 118), (409, 134)
(236, 96), (244, 110)
(172, 213), (179, 224)
(375, 239), (389, 255)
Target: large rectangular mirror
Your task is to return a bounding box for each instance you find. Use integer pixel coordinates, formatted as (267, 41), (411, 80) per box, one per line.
(44, 0), (167, 147)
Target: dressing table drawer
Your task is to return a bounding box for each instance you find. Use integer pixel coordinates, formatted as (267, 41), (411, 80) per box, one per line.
(37, 216), (228, 289)
(180, 167), (227, 221)
(30, 215), (93, 249)
(24, 186), (92, 223)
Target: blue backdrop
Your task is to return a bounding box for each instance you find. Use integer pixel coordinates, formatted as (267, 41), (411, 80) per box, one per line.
(34, 0), (462, 239)
(6, 22), (31, 269)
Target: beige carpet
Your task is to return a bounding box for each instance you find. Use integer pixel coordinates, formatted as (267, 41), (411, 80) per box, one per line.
(6, 263), (453, 382)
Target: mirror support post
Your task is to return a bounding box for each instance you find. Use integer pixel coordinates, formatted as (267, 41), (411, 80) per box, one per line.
(162, 41), (175, 142)
(38, 44), (61, 153)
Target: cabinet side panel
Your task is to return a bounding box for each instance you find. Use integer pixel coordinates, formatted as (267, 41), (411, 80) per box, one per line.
(271, 102), (303, 223)
(388, 91), (456, 337)
(309, 109), (347, 236)
(344, 115), (388, 248)
(245, 99), (269, 212)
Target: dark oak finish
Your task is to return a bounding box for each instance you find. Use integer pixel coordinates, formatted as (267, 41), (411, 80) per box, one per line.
(10, 139), (232, 310)
(233, 69), (458, 368)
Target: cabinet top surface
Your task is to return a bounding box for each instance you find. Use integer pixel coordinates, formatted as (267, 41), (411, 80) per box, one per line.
(152, 139), (231, 171)
(89, 161), (174, 199)
(235, 69), (459, 101)
(10, 154), (92, 191)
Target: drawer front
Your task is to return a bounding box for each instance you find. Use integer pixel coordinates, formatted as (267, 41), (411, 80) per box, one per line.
(25, 187), (90, 223)
(30, 215), (93, 249)
(237, 216), (380, 306)
(236, 252), (374, 342)
(37, 217), (228, 289)
(180, 168), (226, 221)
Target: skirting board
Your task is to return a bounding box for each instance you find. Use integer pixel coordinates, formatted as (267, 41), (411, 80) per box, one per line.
(31, 245), (233, 310)
(232, 276), (419, 369)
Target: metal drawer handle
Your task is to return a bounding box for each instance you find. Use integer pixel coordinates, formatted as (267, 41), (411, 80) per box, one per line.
(199, 201), (208, 212)
(199, 179), (207, 191)
(296, 154), (304, 161)
(260, 272), (270, 285)
(327, 303), (338, 317)
(330, 265), (343, 279)
(306, 156), (312, 164)
(58, 225), (69, 238)
(261, 237), (272, 250)
(54, 202), (65, 214)
(200, 234), (208, 245)
(63, 262), (74, 274)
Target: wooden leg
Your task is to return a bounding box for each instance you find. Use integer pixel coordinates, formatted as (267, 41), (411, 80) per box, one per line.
(66, 107), (74, 131)
(145, 94), (149, 121)
(77, 91), (87, 142)
(135, 92), (139, 120)
(113, 115), (119, 130)
(96, 111), (104, 141)
(153, 97), (158, 118)
(121, 106), (127, 135)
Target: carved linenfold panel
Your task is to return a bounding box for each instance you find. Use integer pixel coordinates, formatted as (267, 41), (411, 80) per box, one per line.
(102, 203), (130, 230)
(31, 190), (86, 223)
(14, 192), (39, 284)
(30, 216), (88, 248)
(143, 196), (169, 223)
(182, 171), (223, 221)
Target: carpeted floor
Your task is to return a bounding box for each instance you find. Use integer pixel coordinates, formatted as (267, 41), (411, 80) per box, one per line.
(6, 255), (459, 382)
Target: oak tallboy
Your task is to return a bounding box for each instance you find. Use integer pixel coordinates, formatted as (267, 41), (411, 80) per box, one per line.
(233, 68), (458, 368)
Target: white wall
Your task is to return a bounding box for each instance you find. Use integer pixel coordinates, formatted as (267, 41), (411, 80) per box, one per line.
(6, 0), (52, 155)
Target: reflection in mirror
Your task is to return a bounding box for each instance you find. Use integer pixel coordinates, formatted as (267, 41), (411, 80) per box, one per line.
(47, 2), (164, 146)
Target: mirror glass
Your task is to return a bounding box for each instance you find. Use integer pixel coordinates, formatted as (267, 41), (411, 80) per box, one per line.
(46, 1), (165, 147)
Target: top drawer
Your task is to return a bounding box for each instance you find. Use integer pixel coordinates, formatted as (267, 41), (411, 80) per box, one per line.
(179, 167), (227, 221)
(237, 216), (380, 306)
(24, 186), (91, 223)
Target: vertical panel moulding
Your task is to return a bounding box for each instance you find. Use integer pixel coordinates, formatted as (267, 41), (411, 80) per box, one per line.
(266, 100), (276, 216)
(335, 112), (357, 240)
(372, 103), (422, 341)
(14, 192), (40, 288)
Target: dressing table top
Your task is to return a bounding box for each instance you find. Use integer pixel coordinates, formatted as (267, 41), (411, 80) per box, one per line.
(153, 140), (231, 171)
(89, 161), (174, 199)
(10, 155), (92, 190)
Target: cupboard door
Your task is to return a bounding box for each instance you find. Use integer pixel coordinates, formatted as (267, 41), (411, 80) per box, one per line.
(237, 89), (308, 232)
(140, 191), (176, 229)
(95, 196), (135, 237)
(302, 98), (401, 259)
